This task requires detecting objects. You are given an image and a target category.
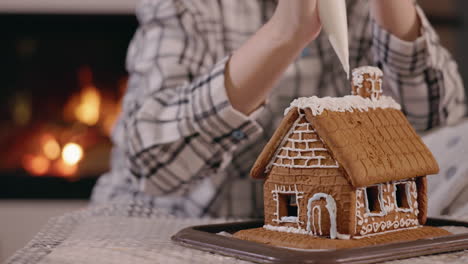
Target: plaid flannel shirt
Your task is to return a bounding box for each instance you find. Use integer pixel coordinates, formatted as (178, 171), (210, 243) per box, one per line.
(91, 0), (466, 217)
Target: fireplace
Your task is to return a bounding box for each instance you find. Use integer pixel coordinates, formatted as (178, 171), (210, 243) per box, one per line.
(1, 1), (465, 199)
(0, 13), (138, 198)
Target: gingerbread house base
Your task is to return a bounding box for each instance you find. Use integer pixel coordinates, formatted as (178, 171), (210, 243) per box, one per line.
(234, 226), (451, 250)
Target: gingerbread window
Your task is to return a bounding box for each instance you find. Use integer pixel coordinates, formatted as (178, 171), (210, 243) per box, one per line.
(365, 185), (386, 216)
(395, 182), (411, 211)
(278, 193), (298, 222)
(272, 184), (304, 224)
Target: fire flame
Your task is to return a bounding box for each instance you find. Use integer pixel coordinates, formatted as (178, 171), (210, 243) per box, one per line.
(42, 135), (61, 160)
(20, 67), (127, 178)
(23, 155), (50, 176)
(62, 143), (83, 166)
(74, 86), (101, 126)
(54, 159), (78, 177)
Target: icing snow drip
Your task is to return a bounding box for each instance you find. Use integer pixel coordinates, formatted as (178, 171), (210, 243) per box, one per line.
(284, 95), (401, 116)
(352, 66), (383, 89)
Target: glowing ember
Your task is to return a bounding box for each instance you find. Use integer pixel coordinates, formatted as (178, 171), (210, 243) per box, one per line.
(42, 136), (61, 160)
(75, 85), (101, 126)
(54, 159), (78, 177)
(23, 155), (50, 176)
(62, 143), (83, 165)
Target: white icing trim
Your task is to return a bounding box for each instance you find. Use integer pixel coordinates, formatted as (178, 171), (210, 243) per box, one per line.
(306, 193), (348, 239)
(392, 180), (419, 215)
(393, 181), (415, 213)
(353, 225), (421, 239)
(311, 205), (322, 235)
(262, 224), (351, 240)
(264, 224), (310, 235)
(352, 72), (364, 90)
(280, 216), (298, 223)
(355, 184), (420, 237)
(284, 95), (401, 116)
(352, 66), (383, 78)
(358, 217), (419, 236)
(381, 183), (396, 212)
(271, 184), (304, 227)
(411, 180), (420, 216)
(354, 189), (361, 235)
(265, 116), (300, 172)
(363, 185), (387, 217)
(352, 66), (383, 100)
(336, 233), (351, 240)
(266, 192), (351, 240)
(268, 113), (339, 170)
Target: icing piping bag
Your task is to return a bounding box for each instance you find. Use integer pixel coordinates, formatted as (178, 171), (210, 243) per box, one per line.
(318, 0), (350, 78)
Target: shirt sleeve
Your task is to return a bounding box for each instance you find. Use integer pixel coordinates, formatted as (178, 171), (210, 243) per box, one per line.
(122, 0), (263, 196)
(370, 5), (466, 131)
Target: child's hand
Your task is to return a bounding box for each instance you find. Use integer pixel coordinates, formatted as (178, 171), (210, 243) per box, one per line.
(225, 0), (322, 115)
(370, 0), (420, 41)
(270, 0), (322, 45)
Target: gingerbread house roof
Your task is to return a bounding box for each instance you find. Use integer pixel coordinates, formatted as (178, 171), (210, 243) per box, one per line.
(251, 96), (439, 188)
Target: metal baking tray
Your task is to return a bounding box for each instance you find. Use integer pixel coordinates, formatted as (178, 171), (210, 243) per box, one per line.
(171, 218), (468, 264)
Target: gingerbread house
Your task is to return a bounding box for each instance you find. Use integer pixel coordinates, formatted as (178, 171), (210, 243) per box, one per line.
(250, 67), (439, 239)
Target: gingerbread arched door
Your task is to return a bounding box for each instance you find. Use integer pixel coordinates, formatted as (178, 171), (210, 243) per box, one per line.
(306, 193), (338, 239)
(307, 198), (331, 236)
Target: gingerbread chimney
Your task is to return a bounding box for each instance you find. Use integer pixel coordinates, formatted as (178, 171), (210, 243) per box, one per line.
(351, 66), (383, 100)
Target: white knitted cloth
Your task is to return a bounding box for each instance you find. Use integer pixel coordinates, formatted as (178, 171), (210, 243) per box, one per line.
(6, 119), (468, 264)
(6, 204), (249, 264)
(5, 203), (468, 264)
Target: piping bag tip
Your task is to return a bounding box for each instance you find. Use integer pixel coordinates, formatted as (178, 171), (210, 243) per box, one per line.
(318, 0), (350, 79)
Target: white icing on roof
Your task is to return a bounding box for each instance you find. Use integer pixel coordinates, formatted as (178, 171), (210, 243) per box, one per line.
(352, 66), (383, 88)
(284, 95), (401, 116)
(352, 66), (383, 77)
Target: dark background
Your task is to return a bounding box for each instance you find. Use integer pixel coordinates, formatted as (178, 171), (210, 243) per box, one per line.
(0, 0), (466, 200)
(0, 14), (137, 199)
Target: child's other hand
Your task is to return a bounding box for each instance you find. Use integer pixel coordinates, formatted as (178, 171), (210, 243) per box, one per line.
(225, 0), (322, 115)
(270, 0), (322, 45)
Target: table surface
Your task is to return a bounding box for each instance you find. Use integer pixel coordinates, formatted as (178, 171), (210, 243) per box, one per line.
(5, 203), (468, 264)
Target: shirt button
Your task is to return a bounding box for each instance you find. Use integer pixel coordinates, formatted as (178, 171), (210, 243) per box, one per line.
(232, 130), (246, 141)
